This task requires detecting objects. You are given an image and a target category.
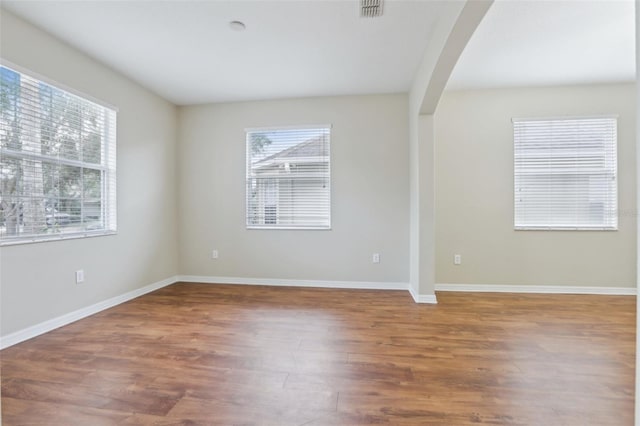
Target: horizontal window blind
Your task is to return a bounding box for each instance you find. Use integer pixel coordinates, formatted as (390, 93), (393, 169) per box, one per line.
(0, 64), (117, 244)
(246, 126), (330, 229)
(513, 116), (617, 230)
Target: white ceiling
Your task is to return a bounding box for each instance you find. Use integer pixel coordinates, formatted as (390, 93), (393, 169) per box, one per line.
(446, 0), (636, 90)
(4, 1), (635, 104)
(1, 0), (447, 105)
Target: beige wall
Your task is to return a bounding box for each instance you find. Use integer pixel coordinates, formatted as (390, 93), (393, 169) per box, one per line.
(178, 95), (410, 283)
(0, 10), (179, 335)
(434, 84), (636, 287)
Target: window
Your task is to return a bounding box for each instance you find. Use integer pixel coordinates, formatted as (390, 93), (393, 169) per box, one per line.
(0, 63), (117, 244)
(246, 126), (331, 229)
(513, 116), (617, 230)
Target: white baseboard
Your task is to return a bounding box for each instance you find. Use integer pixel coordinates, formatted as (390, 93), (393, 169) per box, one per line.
(180, 275), (445, 304)
(0, 275), (178, 350)
(0, 275), (437, 350)
(408, 285), (438, 304)
(178, 275), (409, 291)
(6, 276), (628, 350)
(179, 275), (439, 304)
(435, 283), (637, 296)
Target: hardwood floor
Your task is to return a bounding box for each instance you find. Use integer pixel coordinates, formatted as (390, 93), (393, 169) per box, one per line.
(1, 283), (635, 425)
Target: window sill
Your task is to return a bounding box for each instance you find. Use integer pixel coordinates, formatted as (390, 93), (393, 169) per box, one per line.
(0, 230), (117, 246)
(514, 227), (618, 231)
(246, 226), (331, 231)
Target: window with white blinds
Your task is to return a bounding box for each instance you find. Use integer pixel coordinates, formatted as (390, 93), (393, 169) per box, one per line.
(0, 63), (117, 244)
(246, 126), (331, 229)
(513, 116), (617, 230)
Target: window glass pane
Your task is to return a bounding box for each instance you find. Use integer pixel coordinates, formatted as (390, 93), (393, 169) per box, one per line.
(246, 127), (331, 229)
(0, 157), (22, 238)
(83, 168), (101, 199)
(0, 64), (117, 244)
(513, 117), (617, 230)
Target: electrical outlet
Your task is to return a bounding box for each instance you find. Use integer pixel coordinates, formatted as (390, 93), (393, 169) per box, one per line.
(212, 250), (219, 259)
(76, 269), (85, 284)
(372, 253), (380, 264)
(454, 254), (462, 265)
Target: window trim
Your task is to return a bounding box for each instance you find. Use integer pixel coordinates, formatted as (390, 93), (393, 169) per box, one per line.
(512, 115), (618, 231)
(0, 60), (118, 245)
(245, 124), (332, 231)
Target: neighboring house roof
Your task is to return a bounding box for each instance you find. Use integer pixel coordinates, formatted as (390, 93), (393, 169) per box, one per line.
(253, 135), (329, 170)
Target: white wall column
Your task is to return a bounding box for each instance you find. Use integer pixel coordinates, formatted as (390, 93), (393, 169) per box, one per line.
(409, 114), (437, 302)
(418, 115), (436, 297)
(408, 0), (492, 303)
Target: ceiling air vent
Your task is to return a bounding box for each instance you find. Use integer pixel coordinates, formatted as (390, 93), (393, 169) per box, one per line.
(360, 0), (383, 18)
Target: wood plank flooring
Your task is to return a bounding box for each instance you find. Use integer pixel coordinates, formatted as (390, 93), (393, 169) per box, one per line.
(1, 283), (635, 425)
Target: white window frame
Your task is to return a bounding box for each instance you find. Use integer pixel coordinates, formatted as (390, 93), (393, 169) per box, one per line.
(245, 125), (331, 230)
(513, 115), (618, 231)
(0, 60), (117, 245)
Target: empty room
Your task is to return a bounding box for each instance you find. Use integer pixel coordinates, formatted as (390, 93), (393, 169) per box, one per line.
(0, 0), (637, 424)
